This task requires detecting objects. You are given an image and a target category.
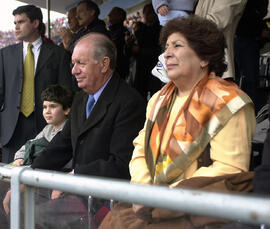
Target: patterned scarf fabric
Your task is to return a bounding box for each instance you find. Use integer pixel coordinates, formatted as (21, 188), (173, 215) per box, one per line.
(145, 73), (253, 185)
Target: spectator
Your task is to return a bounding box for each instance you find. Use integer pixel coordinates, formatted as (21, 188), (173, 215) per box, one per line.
(59, 7), (81, 50)
(108, 7), (129, 80)
(30, 33), (146, 229)
(2, 84), (74, 216)
(125, 3), (162, 100)
(195, 0), (247, 80)
(152, 0), (197, 26)
(220, 94), (270, 229)
(69, 0), (110, 53)
(99, 15), (256, 229)
(0, 5), (73, 163)
(234, 0), (269, 113)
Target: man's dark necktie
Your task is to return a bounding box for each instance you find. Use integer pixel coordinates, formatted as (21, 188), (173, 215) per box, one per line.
(86, 94), (95, 119)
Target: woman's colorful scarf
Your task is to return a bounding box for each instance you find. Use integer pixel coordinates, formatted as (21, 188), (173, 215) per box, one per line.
(144, 73), (253, 185)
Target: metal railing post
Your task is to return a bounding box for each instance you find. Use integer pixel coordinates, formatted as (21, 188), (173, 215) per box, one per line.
(24, 185), (35, 229)
(88, 196), (92, 229)
(10, 166), (30, 229)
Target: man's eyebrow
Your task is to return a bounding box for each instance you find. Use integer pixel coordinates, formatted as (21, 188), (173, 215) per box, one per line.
(14, 19), (25, 24)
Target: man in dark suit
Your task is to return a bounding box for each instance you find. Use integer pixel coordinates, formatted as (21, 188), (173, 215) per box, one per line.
(32, 32), (145, 179)
(30, 32), (145, 228)
(68, 0), (110, 53)
(0, 5), (73, 163)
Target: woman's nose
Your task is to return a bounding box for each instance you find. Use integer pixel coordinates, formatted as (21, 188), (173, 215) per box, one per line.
(164, 47), (171, 59)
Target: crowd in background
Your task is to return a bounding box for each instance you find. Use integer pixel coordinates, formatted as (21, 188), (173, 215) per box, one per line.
(0, 31), (17, 49)
(0, 11), (145, 49)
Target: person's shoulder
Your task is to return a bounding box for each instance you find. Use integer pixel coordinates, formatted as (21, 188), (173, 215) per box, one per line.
(92, 19), (110, 36)
(72, 90), (86, 103)
(115, 77), (146, 107)
(0, 42), (21, 52)
(42, 41), (68, 52)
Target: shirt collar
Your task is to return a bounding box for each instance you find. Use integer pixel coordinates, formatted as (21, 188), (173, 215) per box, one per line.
(23, 36), (42, 51)
(92, 74), (113, 104)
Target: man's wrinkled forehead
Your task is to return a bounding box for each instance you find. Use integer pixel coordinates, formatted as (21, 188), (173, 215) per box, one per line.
(14, 13), (30, 24)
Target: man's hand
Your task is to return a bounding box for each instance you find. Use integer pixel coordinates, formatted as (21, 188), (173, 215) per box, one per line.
(158, 5), (169, 16)
(12, 158), (24, 166)
(3, 190), (11, 215)
(51, 189), (64, 200)
(3, 185), (24, 215)
(51, 172), (73, 200)
(132, 204), (153, 221)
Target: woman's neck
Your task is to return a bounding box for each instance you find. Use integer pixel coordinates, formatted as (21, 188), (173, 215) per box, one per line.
(175, 69), (208, 97)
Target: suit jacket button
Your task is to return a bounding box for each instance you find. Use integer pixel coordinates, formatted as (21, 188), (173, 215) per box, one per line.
(80, 140), (84, 145)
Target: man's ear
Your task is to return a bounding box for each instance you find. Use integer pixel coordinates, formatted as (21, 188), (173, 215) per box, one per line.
(33, 19), (40, 30)
(89, 9), (95, 17)
(100, 56), (110, 74)
(64, 107), (71, 116)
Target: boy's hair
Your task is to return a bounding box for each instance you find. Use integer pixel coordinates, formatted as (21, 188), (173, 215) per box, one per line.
(41, 85), (74, 110)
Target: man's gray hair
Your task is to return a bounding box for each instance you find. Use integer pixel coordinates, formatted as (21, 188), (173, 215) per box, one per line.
(77, 32), (117, 70)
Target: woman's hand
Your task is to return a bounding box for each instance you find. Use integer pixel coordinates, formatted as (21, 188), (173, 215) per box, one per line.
(12, 159), (24, 166)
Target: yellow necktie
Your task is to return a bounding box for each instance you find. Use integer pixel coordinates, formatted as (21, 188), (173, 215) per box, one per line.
(21, 43), (34, 117)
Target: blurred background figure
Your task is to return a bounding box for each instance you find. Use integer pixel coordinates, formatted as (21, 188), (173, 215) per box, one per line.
(108, 7), (129, 80)
(234, 0), (269, 113)
(152, 0), (197, 26)
(68, 0), (109, 53)
(59, 7), (81, 50)
(125, 3), (162, 100)
(195, 0), (247, 81)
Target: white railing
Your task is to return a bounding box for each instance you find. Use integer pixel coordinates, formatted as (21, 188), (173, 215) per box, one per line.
(0, 165), (269, 229)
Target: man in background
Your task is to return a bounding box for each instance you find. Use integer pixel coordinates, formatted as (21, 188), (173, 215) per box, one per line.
(108, 7), (129, 80)
(0, 5), (73, 163)
(59, 7), (81, 50)
(69, 0), (109, 53)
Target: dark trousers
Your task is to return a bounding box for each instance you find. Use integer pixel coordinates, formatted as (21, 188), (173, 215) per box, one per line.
(2, 112), (36, 163)
(234, 36), (260, 112)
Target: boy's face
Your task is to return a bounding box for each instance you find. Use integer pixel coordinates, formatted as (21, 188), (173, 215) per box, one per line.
(42, 101), (70, 128)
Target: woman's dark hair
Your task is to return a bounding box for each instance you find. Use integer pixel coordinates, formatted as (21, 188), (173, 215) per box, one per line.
(41, 85), (74, 110)
(160, 15), (227, 76)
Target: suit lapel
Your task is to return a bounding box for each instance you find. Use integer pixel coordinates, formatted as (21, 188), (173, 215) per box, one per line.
(17, 43), (23, 76)
(78, 74), (119, 135)
(35, 41), (53, 76)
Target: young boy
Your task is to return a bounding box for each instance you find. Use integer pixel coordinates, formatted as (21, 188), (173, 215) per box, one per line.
(12, 84), (74, 166)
